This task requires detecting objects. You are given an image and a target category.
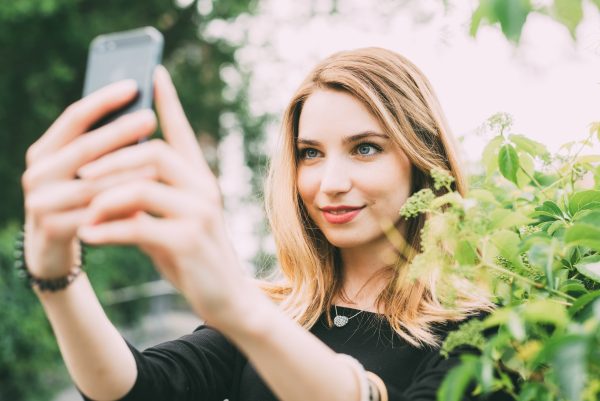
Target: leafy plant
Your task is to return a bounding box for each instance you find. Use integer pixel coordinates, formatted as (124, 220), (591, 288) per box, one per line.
(399, 113), (600, 401)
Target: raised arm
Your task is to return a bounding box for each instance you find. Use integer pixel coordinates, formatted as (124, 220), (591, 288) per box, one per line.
(71, 66), (367, 401)
(21, 79), (158, 400)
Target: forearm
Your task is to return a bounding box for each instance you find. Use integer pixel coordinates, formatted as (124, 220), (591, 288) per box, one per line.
(36, 274), (136, 401)
(217, 286), (360, 401)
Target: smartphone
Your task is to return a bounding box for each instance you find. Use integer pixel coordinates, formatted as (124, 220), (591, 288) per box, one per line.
(82, 26), (164, 130)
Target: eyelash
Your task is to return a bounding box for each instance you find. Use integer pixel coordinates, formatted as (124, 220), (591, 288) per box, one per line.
(297, 142), (383, 160)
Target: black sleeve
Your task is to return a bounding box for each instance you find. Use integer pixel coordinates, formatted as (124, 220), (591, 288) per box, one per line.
(386, 345), (480, 401)
(79, 325), (240, 401)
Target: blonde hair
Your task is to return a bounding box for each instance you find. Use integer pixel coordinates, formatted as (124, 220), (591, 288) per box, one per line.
(260, 47), (493, 348)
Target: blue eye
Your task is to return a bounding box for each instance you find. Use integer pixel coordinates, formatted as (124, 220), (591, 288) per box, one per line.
(297, 143), (382, 160)
(355, 143), (381, 156)
(299, 148), (320, 159)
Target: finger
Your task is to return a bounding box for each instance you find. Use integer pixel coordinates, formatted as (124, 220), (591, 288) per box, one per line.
(154, 65), (211, 172)
(78, 211), (184, 249)
(76, 139), (205, 190)
(27, 80), (138, 166)
(86, 180), (202, 224)
(38, 208), (90, 241)
(22, 109), (156, 190)
(26, 166), (158, 215)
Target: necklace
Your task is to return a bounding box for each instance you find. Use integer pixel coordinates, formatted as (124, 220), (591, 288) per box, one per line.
(333, 305), (364, 327)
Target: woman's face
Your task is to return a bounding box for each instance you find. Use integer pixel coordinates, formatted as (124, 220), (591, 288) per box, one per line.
(296, 89), (412, 249)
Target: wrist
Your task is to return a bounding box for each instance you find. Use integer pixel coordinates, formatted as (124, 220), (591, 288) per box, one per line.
(206, 279), (275, 341)
(15, 228), (86, 292)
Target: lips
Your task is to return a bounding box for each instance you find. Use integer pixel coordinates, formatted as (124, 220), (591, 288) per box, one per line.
(321, 206), (365, 224)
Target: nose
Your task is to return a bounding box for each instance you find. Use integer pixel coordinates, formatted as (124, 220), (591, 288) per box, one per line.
(319, 155), (352, 196)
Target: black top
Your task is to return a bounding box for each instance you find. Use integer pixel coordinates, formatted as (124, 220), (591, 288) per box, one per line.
(80, 306), (510, 401)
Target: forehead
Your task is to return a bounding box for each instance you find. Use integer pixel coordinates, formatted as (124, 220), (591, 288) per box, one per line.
(297, 89), (384, 140)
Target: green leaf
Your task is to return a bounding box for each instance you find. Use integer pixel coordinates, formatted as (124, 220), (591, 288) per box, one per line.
(590, 121), (600, 141)
(574, 254), (600, 282)
(509, 134), (548, 157)
(493, 0), (532, 43)
(527, 242), (555, 289)
(490, 209), (533, 229)
(516, 151), (535, 188)
(437, 355), (478, 401)
(483, 308), (511, 327)
(467, 189), (500, 205)
(522, 299), (569, 327)
(456, 239), (478, 266)
(469, 1), (486, 37)
(564, 223), (600, 252)
(478, 357), (495, 393)
(481, 135), (504, 176)
(546, 220), (564, 235)
(507, 311), (526, 341)
(575, 262), (600, 282)
(532, 200), (565, 222)
(568, 190), (600, 216)
(492, 229), (524, 269)
(552, 0), (583, 39)
(558, 280), (587, 295)
(571, 209), (600, 226)
(518, 382), (544, 401)
(498, 144), (520, 184)
(550, 335), (588, 401)
(575, 154), (600, 164)
(569, 289), (600, 317)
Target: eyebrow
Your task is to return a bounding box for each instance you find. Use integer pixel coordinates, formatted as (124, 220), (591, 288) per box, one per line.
(296, 131), (390, 146)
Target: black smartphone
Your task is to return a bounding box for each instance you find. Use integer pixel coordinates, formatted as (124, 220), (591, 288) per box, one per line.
(82, 26), (164, 130)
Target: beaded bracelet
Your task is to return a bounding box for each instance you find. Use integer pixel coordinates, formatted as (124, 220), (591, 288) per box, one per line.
(335, 353), (377, 401)
(13, 227), (85, 292)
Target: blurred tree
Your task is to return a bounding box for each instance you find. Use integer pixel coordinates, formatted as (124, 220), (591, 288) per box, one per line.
(0, 0), (261, 226)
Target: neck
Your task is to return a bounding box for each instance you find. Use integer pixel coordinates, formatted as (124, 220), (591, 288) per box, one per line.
(334, 244), (398, 314)
(333, 218), (407, 313)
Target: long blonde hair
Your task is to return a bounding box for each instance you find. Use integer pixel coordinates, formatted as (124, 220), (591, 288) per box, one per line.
(260, 47), (493, 348)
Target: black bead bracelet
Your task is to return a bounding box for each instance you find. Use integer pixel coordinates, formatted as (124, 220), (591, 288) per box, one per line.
(14, 227), (86, 292)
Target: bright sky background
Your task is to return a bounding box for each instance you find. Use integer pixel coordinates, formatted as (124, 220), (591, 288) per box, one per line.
(202, 0), (600, 271)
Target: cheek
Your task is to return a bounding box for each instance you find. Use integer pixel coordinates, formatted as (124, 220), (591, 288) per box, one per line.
(362, 161), (411, 205)
(296, 167), (319, 206)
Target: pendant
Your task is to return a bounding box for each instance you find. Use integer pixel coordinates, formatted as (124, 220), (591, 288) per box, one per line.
(334, 315), (349, 327)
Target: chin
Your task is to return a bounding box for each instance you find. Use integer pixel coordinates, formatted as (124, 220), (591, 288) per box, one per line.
(320, 231), (374, 249)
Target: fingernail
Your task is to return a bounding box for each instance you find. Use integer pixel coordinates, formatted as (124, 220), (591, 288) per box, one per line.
(137, 109), (157, 128)
(156, 65), (174, 87)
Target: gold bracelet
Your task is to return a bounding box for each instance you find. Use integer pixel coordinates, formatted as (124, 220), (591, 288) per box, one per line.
(366, 371), (388, 401)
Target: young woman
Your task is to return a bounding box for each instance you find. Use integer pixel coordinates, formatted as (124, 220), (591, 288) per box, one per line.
(21, 47), (497, 401)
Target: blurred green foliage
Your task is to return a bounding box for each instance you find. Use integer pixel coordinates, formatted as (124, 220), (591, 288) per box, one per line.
(0, 0), (263, 226)
(0, 1), (262, 400)
(0, 223), (160, 401)
(469, 0), (600, 43)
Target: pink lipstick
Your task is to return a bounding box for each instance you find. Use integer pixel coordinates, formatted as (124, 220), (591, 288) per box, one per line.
(321, 206), (364, 224)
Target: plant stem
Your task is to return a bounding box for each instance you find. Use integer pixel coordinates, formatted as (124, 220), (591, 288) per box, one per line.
(481, 262), (576, 302)
(518, 167), (550, 201)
